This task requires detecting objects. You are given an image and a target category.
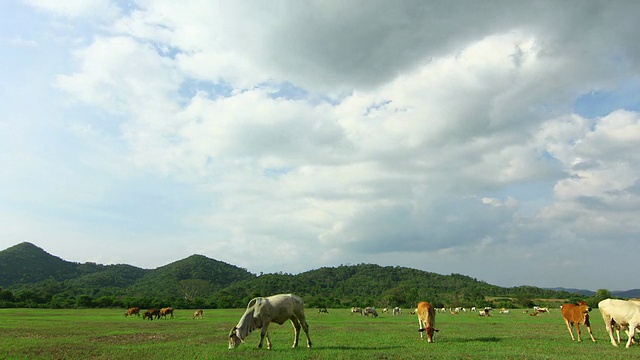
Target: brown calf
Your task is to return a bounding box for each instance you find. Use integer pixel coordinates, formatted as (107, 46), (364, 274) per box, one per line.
(417, 301), (439, 343)
(143, 308), (161, 320)
(160, 307), (174, 319)
(193, 309), (204, 319)
(124, 307), (140, 317)
(561, 300), (595, 342)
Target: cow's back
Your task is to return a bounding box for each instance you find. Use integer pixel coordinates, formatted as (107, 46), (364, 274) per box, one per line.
(417, 302), (435, 325)
(257, 294), (304, 325)
(599, 299), (640, 321)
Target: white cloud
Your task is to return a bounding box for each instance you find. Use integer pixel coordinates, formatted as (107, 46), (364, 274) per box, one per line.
(2, 0), (640, 290)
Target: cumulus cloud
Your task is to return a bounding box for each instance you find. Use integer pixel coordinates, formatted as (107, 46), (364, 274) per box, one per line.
(2, 0), (640, 290)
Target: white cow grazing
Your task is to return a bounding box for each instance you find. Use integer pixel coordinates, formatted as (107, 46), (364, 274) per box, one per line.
(598, 298), (640, 348)
(393, 307), (401, 316)
(228, 294), (311, 350)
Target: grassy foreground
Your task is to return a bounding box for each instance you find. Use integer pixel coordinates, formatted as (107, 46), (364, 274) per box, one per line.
(0, 307), (636, 359)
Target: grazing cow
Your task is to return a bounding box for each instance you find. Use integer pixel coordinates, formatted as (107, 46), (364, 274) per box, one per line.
(598, 298), (640, 348)
(143, 308), (161, 320)
(478, 308), (491, 317)
(417, 301), (439, 342)
(160, 307), (174, 319)
(393, 307), (401, 316)
(192, 309), (204, 319)
(351, 307), (363, 315)
(560, 300), (595, 342)
(363, 307), (378, 317)
(228, 294), (311, 350)
(471, 307), (476, 312)
(124, 307), (140, 317)
(499, 309), (510, 314)
(382, 308), (388, 313)
(318, 308), (329, 313)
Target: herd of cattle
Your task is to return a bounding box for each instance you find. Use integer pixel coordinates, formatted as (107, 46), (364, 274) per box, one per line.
(224, 294), (640, 350)
(123, 307), (204, 320)
(119, 294), (640, 350)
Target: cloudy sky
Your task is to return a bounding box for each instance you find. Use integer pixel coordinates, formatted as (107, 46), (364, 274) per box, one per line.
(2, 0), (640, 291)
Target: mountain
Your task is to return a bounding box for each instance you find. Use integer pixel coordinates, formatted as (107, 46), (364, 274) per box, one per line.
(547, 287), (596, 296)
(612, 289), (640, 298)
(0, 242), (618, 309)
(0, 242), (79, 287)
(126, 254), (255, 299)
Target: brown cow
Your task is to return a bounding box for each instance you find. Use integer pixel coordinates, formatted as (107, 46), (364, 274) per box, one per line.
(124, 307), (140, 317)
(417, 301), (439, 343)
(160, 307), (174, 319)
(193, 309), (204, 319)
(561, 300), (595, 342)
(143, 308), (161, 320)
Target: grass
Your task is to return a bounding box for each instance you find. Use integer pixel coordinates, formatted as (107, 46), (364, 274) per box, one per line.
(0, 307), (636, 359)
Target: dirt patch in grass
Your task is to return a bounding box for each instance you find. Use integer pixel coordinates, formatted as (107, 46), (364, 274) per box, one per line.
(92, 333), (169, 344)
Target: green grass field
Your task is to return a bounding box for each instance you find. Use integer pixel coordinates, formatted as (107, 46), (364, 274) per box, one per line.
(0, 308), (635, 359)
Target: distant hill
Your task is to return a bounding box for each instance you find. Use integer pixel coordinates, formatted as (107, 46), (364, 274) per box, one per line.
(0, 242), (80, 287)
(126, 254), (256, 299)
(547, 287), (596, 296)
(546, 287), (640, 299)
(612, 289), (640, 298)
(0, 242), (624, 309)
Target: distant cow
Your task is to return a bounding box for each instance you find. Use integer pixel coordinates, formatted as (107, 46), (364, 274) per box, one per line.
(478, 308), (491, 317)
(393, 307), (401, 316)
(143, 308), (161, 320)
(363, 307), (378, 317)
(599, 298), (640, 348)
(124, 307), (140, 317)
(228, 294), (311, 350)
(535, 306), (550, 313)
(561, 300), (595, 342)
(160, 307), (174, 319)
(417, 301), (439, 342)
(351, 307), (363, 315)
(318, 308), (329, 313)
(192, 309), (203, 319)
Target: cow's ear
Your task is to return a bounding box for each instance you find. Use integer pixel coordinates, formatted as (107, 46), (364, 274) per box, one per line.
(418, 328), (426, 332)
(434, 328), (440, 332)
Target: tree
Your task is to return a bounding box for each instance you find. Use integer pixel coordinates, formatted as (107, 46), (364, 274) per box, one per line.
(595, 289), (611, 303)
(179, 279), (211, 302)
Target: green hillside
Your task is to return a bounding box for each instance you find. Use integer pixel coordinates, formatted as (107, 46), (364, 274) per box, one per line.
(0, 242), (80, 287)
(0, 242), (592, 309)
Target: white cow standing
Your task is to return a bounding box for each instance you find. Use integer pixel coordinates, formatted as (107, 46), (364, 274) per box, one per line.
(228, 294), (311, 350)
(599, 298), (640, 348)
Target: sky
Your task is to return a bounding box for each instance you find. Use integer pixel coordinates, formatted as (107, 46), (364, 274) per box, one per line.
(2, 0), (640, 292)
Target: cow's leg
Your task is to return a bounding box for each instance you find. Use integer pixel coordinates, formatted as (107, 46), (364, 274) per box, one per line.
(564, 319), (576, 341)
(585, 322), (596, 342)
(258, 324), (271, 349)
(299, 317), (312, 348)
(575, 323), (582, 341)
(290, 318), (301, 348)
(418, 319), (425, 340)
(625, 323), (638, 349)
(603, 316), (618, 347)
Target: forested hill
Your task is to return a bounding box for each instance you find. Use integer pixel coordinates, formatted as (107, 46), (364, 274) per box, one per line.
(0, 242), (590, 309)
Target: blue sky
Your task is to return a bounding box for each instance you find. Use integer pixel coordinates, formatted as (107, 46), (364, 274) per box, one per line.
(2, 0), (640, 291)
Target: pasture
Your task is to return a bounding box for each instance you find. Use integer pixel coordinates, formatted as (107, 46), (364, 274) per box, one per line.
(0, 307), (636, 359)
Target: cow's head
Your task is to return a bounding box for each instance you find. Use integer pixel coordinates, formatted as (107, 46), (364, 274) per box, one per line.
(418, 326), (440, 343)
(228, 327), (243, 349)
(576, 301), (592, 311)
